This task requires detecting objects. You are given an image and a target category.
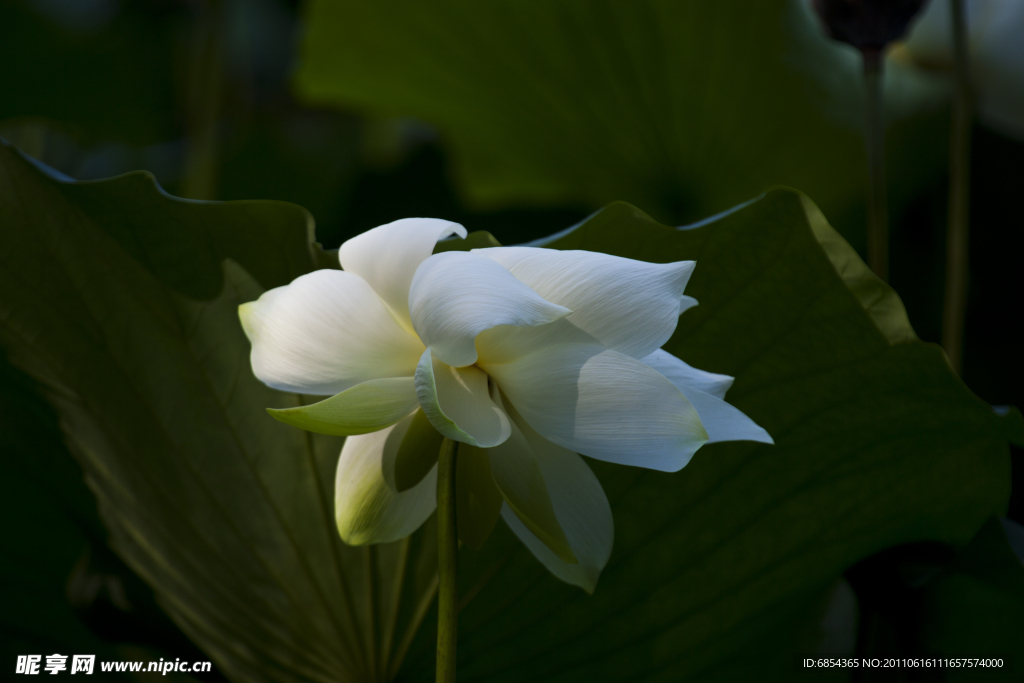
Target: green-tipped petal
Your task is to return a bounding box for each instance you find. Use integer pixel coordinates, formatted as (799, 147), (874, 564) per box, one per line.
(268, 377), (418, 436)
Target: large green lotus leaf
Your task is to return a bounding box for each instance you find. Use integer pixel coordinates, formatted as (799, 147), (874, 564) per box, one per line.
(294, 0), (946, 231)
(393, 192), (1023, 682)
(0, 140), (438, 683)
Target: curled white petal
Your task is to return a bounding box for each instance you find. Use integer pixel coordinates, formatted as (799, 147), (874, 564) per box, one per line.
(643, 349), (773, 445)
(339, 217), (467, 331)
(475, 247), (696, 359)
(240, 269), (424, 395)
(335, 413), (438, 545)
(409, 251), (571, 368)
(484, 345), (708, 472)
(414, 349), (511, 448)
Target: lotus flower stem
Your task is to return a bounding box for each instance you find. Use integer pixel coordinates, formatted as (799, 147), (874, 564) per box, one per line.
(862, 49), (889, 282)
(942, 0), (972, 375)
(436, 437), (458, 683)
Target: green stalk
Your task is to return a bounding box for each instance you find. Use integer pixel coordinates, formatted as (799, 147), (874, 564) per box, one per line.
(180, 0), (225, 201)
(863, 50), (889, 282)
(941, 0), (972, 375)
(436, 438), (458, 683)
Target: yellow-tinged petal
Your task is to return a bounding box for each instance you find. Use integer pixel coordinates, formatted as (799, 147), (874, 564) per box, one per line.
(335, 414), (437, 545)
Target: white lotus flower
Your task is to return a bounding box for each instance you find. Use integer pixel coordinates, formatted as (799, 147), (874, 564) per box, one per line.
(239, 218), (772, 592)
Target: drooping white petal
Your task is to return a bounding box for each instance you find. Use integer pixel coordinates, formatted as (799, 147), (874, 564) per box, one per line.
(408, 251), (571, 368)
(414, 349), (511, 448)
(240, 270), (424, 395)
(643, 349), (773, 445)
(484, 344), (708, 472)
(474, 247), (697, 359)
(486, 395), (576, 564)
(499, 402), (613, 592)
(641, 348), (734, 399)
(268, 377), (418, 436)
(335, 413), (437, 545)
(338, 217), (467, 332)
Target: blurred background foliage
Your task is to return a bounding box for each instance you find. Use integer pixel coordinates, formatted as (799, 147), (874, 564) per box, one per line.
(1, 0), (1022, 680)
